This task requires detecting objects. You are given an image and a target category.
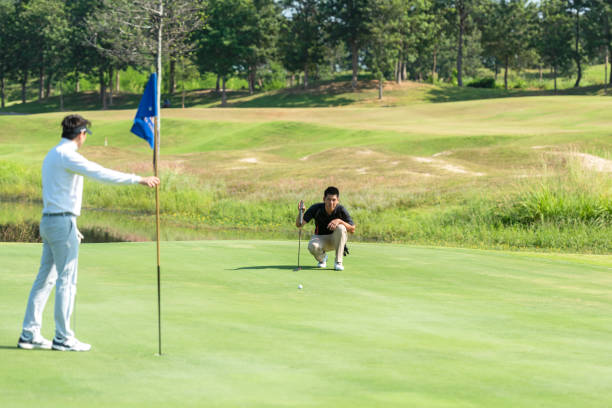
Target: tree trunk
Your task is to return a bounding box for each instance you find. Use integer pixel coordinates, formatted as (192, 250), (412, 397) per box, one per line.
(248, 65), (255, 95)
(59, 79), (64, 111)
(21, 72), (28, 104)
(181, 58), (186, 109)
(457, 13), (465, 87)
(221, 76), (227, 106)
(402, 62), (406, 81)
(0, 74), (4, 108)
(351, 40), (358, 90)
(39, 67), (44, 101)
(504, 57), (509, 90)
(100, 71), (107, 110)
(609, 46), (612, 85)
(75, 71), (80, 92)
(215, 75), (220, 93)
(539, 64), (542, 82)
(553, 65), (557, 94)
(573, 11), (582, 88)
(395, 50), (402, 84)
(378, 74), (383, 100)
(169, 58), (176, 94)
(116, 70), (120, 92)
(45, 73), (52, 99)
(605, 48), (609, 95)
(304, 64), (309, 89)
(432, 47), (437, 81)
(108, 67), (114, 106)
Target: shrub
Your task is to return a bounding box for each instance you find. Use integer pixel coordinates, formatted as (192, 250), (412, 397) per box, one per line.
(467, 77), (496, 88)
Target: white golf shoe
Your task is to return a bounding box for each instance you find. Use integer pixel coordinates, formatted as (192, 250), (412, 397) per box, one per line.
(317, 254), (328, 268)
(18, 335), (52, 350)
(334, 262), (344, 271)
(52, 337), (91, 352)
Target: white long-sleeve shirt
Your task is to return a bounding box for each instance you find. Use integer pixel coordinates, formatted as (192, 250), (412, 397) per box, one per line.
(42, 138), (142, 216)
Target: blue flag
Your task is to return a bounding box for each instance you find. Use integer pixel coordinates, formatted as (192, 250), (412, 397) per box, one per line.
(131, 73), (158, 149)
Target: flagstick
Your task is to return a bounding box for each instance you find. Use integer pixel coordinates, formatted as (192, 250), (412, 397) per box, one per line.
(154, 0), (163, 357)
(153, 116), (162, 356)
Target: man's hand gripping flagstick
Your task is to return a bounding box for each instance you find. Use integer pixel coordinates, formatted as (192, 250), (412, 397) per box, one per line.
(295, 200), (305, 271)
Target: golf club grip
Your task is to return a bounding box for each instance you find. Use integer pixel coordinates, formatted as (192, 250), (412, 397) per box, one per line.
(298, 200), (304, 224)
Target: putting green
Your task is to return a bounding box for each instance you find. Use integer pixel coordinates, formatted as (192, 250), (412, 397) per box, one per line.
(1, 241), (611, 407)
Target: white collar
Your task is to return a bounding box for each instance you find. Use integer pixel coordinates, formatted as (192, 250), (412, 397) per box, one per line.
(59, 138), (79, 151)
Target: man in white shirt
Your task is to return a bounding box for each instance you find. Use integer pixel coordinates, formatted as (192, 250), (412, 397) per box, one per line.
(18, 114), (160, 352)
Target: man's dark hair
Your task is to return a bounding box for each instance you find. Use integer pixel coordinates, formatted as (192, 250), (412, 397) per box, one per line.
(324, 186), (340, 198)
(61, 114), (91, 140)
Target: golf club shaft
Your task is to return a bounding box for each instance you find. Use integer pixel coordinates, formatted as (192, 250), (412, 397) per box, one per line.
(297, 228), (302, 268)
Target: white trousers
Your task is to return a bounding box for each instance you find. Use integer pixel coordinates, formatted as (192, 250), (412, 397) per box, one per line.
(21, 215), (80, 342)
(308, 224), (348, 265)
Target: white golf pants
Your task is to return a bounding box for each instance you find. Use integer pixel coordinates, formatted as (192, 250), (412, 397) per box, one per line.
(21, 215), (80, 342)
(308, 224), (347, 265)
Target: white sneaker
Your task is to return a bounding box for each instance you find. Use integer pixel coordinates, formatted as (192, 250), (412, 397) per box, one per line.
(334, 262), (344, 271)
(317, 254), (328, 268)
(52, 337), (91, 352)
(18, 335), (52, 350)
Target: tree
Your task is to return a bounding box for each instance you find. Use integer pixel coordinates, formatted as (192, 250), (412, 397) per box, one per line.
(567, 0), (589, 87)
(87, 0), (204, 108)
(583, 0), (612, 86)
(194, 0), (255, 105)
(481, 0), (537, 90)
(279, 0), (327, 89)
(0, 0), (14, 108)
(324, 0), (374, 90)
(366, 0), (402, 98)
(443, 0), (481, 86)
(537, 0), (574, 93)
(244, 0), (281, 95)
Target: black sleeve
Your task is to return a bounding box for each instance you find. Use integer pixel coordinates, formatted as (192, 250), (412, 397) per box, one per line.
(339, 206), (354, 225)
(303, 204), (317, 223)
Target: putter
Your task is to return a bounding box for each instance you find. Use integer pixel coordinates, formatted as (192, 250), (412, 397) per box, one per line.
(294, 200), (305, 271)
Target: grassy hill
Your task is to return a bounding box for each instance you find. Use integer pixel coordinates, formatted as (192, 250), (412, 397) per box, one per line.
(1, 95), (611, 252)
(1, 241), (611, 407)
(2, 64), (612, 114)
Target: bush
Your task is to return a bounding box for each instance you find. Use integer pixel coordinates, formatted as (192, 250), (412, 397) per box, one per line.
(467, 77), (496, 88)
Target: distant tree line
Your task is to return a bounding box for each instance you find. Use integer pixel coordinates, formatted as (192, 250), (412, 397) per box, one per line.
(0, 0), (611, 107)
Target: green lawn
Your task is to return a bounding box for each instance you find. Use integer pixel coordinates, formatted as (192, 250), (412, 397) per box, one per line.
(1, 241), (611, 407)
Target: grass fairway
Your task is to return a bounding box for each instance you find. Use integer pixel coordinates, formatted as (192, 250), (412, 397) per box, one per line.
(1, 241), (611, 407)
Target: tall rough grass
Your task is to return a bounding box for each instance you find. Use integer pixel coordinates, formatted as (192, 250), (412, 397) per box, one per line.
(1, 156), (610, 253)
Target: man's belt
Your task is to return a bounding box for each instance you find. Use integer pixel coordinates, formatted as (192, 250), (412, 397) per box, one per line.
(42, 212), (77, 217)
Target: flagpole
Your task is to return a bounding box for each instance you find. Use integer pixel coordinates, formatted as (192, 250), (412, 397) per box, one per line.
(154, 0), (163, 357)
(154, 116), (161, 357)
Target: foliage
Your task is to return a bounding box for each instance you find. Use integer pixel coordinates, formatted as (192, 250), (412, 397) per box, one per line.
(466, 77), (496, 88)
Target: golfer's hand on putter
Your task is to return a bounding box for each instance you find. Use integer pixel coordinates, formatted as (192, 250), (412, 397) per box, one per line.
(296, 201), (305, 228)
(139, 176), (161, 188)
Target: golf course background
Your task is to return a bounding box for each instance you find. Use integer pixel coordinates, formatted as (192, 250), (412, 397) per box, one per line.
(1, 241), (611, 407)
(1, 91), (611, 252)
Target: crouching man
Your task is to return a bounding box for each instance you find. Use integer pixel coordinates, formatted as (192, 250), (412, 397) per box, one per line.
(296, 186), (355, 271)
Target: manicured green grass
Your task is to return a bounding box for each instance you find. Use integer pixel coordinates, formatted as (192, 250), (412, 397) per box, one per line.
(1, 241), (611, 407)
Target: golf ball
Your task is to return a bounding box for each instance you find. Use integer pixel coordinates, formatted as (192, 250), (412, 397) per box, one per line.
(298, 284), (303, 289)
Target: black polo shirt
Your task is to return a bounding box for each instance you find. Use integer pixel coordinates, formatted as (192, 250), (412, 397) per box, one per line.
(303, 203), (354, 235)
